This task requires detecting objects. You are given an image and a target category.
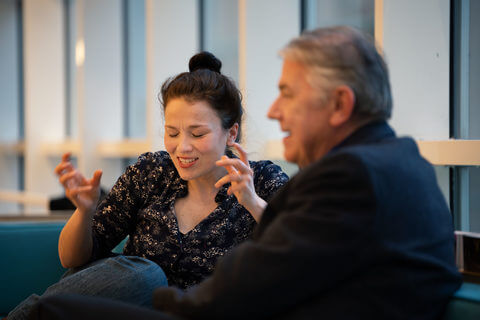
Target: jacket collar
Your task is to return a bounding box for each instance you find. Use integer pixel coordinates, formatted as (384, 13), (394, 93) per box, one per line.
(330, 120), (395, 153)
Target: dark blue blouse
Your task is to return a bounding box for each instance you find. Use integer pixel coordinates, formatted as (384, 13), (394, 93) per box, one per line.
(91, 151), (288, 289)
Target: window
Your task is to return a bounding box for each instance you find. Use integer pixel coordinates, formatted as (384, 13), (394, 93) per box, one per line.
(202, 0), (239, 84)
(302, 0), (374, 34)
(451, 0), (480, 232)
(0, 0), (23, 214)
(124, 0), (146, 140)
(1, 0), (477, 222)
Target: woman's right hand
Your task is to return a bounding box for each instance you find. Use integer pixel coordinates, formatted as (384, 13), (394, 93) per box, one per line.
(54, 152), (103, 215)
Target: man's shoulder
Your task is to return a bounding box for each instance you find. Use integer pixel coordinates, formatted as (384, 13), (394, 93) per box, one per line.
(327, 134), (420, 170)
(326, 121), (419, 166)
(291, 134), (427, 191)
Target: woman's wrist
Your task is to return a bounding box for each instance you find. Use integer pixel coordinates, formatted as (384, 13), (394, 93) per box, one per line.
(247, 196), (267, 222)
(77, 206), (96, 219)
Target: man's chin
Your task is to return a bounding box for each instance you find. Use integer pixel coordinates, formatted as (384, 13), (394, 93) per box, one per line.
(283, 151), (297, 166)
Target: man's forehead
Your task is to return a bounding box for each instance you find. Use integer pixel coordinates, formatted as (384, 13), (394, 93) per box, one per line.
(278, 59), (308, 88)
(282, 58), (306, 70)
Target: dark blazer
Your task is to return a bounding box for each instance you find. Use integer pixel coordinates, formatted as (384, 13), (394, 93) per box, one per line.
(153, 121), (462, 319)
(31, 121), (462, 320)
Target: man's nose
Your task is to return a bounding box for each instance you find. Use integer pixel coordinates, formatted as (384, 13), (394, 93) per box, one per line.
(267, 99), (280, 119)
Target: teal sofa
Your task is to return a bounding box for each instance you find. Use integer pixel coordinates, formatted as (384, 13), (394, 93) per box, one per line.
(0, 220), (126, 316)
(444, 282), (480, 320)
(0, 221), (66, 316)
(1, 221), (480, 318)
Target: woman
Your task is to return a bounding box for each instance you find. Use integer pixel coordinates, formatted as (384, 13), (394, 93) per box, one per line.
(8, 52), (288, 319)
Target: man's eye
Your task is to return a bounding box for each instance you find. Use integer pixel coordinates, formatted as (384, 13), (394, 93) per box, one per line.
(168, 133), (179, 138)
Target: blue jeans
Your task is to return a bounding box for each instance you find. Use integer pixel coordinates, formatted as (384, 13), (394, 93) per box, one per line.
(8, 255), (168, 320)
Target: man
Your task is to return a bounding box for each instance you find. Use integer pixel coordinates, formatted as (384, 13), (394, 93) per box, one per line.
(30, 26), (461, 320)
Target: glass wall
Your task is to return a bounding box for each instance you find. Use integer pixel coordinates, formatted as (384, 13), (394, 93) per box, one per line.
(465, 1), (480, 232)
(125, 0), (146, 139)
(303, 0), (374, 35)
(452, 0), (480, 232)
(0, 0), (478, 230)
(468, 1), (480, 232)
(202, 0), (239, 84)
(0, 0), (23, 214)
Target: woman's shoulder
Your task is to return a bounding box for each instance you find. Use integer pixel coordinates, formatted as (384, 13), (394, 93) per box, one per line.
(126, 151), (177, 178)
(249, 159), (287, 178)
(248, 159), (289, 200)
(135, 151), (174, 167)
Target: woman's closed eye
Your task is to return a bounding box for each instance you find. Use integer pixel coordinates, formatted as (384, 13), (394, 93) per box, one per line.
(191, 132), (207, 138)
(165, 129), (179, 137)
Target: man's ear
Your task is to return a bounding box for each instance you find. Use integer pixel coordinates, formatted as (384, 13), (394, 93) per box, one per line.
(329, 85), (355, 127)
(227, 123), (239, 145)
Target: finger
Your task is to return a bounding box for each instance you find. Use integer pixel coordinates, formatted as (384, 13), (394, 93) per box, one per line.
(54, 162), (74, 176)
(54, 152), (72, 175)
(214, 174), (243, 188)
(63, 171), (87, 190)
(66, 185), (94, 199)
(226, 184), (244, 196)
(216, 158), (252, 175)
(230, 175), (251, 188)
(61, 170), (89, 189)
(90, 170), (103, 188)
(62, 152), (71, 163)
(228, 184), (240, 195)
(217, 155), (238, 175)
(214, 176), (230, 188)
(59, 170), (77, 186)
(232, 143), (250, 167)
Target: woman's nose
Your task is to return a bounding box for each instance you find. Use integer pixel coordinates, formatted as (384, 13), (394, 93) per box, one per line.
(178, 135), (193, 152)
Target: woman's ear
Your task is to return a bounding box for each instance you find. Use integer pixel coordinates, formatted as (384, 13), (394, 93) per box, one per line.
(329, 85), (355, 127)
(227, 123), (239, 145)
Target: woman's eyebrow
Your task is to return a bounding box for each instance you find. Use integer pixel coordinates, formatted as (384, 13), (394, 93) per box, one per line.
(164, 124), (210, 129)
(189, 125), (210, 129)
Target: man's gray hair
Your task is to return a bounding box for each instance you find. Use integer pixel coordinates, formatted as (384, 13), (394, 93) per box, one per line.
(280, 26), (392, 121)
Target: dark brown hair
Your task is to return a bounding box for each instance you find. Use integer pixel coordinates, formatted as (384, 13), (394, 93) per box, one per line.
(160, 52), (243, 142)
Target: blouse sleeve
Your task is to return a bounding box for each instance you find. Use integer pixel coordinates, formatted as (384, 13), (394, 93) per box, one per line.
(90, 152), (166, 260)
(251, 160), (289, 202)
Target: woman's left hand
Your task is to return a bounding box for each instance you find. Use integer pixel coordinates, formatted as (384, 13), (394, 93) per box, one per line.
(215, 143), (267, 222)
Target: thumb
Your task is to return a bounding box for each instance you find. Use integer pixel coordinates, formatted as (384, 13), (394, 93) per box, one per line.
(91, 170), (103, 187)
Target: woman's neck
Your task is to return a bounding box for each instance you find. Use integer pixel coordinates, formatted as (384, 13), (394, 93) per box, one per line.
(187, 167), (227, 201)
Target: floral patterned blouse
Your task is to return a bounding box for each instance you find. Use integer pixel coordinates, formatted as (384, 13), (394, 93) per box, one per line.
(91, 151), (289, 289)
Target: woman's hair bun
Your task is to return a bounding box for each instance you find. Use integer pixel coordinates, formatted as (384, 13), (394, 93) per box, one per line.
(189, 51), (222, 74)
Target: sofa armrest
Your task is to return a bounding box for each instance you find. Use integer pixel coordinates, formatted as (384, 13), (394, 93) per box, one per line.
(443, 282), (480, 320)
(0, 221), (67, 315)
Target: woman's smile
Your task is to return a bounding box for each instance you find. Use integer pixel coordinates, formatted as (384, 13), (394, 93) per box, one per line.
(177, 157), (199, 168)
